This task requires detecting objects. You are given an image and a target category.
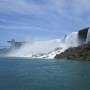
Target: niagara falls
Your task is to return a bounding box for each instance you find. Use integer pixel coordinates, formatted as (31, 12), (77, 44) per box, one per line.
(2, 27), (89, 59)
(0, 0), (90, 90)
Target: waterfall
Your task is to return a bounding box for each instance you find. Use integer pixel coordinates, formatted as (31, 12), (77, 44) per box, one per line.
(7, 32), (80, 59)
(86, 28), (90, 43)
(64, 32), (79, 47)
(78, 27), (89, 44)
(7, 39), (63, 58)
(6, 28), (90, 59)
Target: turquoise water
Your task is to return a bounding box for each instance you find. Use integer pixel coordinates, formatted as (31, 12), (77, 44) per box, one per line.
(0, 58), (90, 90)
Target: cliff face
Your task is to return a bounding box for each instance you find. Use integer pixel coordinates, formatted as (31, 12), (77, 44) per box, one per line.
(55, 43), (90, 60)
(78, 27), (89, 44)
(55, 27), (90, 60)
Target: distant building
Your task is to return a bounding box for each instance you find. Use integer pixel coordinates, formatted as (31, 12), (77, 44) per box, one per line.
(7, 39), (25, 50)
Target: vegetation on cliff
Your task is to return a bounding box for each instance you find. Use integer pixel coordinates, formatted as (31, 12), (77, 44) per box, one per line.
(55, 43), (90, 60)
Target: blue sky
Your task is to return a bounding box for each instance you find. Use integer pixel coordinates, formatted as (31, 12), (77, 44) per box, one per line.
(0, 0), (90, 45)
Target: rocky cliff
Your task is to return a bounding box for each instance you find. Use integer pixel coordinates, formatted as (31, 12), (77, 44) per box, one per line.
(55, 27), (90, 60)
(55, 43), (90, 60)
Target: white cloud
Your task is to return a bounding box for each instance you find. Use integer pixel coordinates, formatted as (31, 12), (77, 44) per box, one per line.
(50, 0), (90, 17)
(0, 25), (45, 31)
(0, 0), (45, 14)
(0, 0), (90, 23)
(69, 0), (90, 16)
(0, 0), (90, 17)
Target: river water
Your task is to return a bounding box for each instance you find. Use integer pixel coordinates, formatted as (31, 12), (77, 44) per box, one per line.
(0, 57), (90, 90)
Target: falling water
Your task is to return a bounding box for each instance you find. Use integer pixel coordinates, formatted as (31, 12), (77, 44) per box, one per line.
(86, 28), (90, 42)
(64, 32), (79, 47)
(7, 39), (63, 58)
(7, 29), (90, 59)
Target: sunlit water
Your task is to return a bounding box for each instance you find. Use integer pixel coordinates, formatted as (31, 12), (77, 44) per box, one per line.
(0, 57), (90, 90)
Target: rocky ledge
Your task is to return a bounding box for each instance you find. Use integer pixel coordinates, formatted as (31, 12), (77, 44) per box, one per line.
(55, 43), (90, 60)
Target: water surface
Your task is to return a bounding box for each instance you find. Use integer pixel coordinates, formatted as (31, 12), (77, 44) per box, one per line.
(0, 57), (90, 90)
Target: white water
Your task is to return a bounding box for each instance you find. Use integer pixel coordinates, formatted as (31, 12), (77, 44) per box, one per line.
(86, 28), (90, 42)
(7, 31), (81, 59)
(64, 32), (79, 47)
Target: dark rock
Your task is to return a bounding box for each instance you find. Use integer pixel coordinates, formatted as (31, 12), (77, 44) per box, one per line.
(78, 27), (89, 44)
(55, 43), (90, 60)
